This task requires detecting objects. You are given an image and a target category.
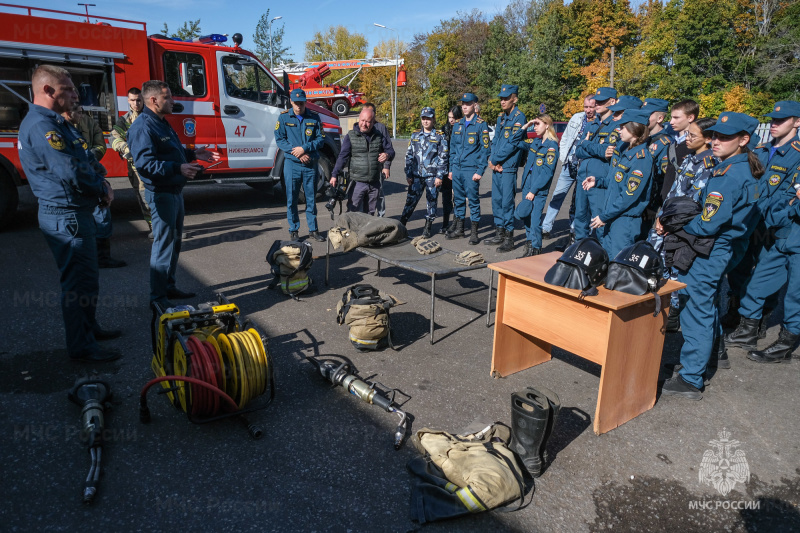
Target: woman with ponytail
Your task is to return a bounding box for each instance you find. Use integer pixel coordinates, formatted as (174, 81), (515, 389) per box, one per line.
(660, 112), (762, 400)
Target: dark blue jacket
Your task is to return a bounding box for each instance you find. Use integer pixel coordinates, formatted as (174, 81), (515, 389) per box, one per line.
(574, 114), (627, 184)
(511, 129), (559, 196)
(754, 139), (800, 221)
(129, 107), (195, 193)
(274, 108), (326, 165)
(18, 104), (105, 210)
(595, 144), (654, 222)
(490, 106), (526, 169)
(449, 116), (491, 174)
(777, 184), (800, 253)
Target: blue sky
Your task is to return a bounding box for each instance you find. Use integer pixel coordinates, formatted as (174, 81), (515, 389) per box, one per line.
(15, 0), (511, 62)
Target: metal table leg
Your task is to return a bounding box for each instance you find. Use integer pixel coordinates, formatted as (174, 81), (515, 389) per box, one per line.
(325, 238), (330, 286)
(377, 260), (381, 275)
(430, 273), (436, 344)
(486, 269), (494, 327)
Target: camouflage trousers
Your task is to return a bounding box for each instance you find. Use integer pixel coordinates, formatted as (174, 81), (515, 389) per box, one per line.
(401, 176), (439, 222)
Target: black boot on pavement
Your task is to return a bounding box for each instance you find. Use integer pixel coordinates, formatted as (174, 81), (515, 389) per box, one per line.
(747, 327), (798, 364)
(661, 375), (703, 400)
(496, 230), (514, 253)
(446, 218), (465, 240)
(423, 219), (433, 238)
(468, 221), (480, 245)
(725, 317), (759, 349)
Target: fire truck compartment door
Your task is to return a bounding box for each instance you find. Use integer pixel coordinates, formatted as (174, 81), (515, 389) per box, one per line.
(218, 52), (282, 170)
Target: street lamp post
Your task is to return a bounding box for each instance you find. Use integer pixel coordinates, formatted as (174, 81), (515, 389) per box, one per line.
(77, 3), (95, 23)
(373, 23), (398, 139)
(268, 16), (282, 70)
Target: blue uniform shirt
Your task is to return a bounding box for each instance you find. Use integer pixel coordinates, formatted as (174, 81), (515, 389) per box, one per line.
(129, 107), (195, 193)
(449, 116), (491, 174)
(754, 139), (800, 218)
(490, 106), (527, 168)
(511, 129), (559, 196)
(647, 130), (672, 184)
(595, 144), (654, 222)
(777, 177), (800, 253)
(405, 129), (448, 180)
(274, 108), (326, 165)
(18, 104), (105, 210)
(683, 153), (760, 249)
(574, 114), (627, 183)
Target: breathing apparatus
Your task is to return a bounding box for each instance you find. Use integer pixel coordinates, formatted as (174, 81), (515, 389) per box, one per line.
(68, 377), (112, 504)
(308, 356), (408, 450)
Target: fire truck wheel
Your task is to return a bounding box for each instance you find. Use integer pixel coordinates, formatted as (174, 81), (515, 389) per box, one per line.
(299, 155), (332, 204)
(332, 100), (350, 117)
(0, 169), (18, 230)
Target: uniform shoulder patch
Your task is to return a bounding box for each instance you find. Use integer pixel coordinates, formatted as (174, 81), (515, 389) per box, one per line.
(660, 136), (671, 146)
(755, 144), (766, 150)
(476, 117), (485, 123)
(701, 191), (724, 221)
(703, 156), (715, 169)
(636, 148), (646, 159)
(280, 109), (289, 114)
(713, 164), (731, 176)
(792, 140), (800, 152)
(45, 131), (65, 150)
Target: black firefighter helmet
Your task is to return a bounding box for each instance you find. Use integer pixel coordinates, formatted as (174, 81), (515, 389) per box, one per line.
(544, 237), (609, 296)
(604, 240), (664, 296)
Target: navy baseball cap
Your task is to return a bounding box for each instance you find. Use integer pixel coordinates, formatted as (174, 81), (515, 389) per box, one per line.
(643, 98), (669, 113)
(765, 101), (800, 119)
(706, 112), (759, 136)
(620, 108), (651, 126)
(594, 87), (617, 101)
(498, 84), (519, 98)
(460, 92), (478, 103)
(608, 95), (643, 112)
(420, 106), (435, 118)
(290, 88), (307, 102)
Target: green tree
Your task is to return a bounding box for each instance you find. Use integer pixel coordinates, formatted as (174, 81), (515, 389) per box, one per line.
(160, 20), (201, 41)
(253, 10), (292, 68)
(754, 0), (800, 99)
(303, 26), (368, 61)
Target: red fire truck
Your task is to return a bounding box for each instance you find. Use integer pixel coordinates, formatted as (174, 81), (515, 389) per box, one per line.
(0, 4), (342, 228)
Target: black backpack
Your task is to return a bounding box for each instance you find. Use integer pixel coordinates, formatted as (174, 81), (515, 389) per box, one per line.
(266, 240), (314, 299)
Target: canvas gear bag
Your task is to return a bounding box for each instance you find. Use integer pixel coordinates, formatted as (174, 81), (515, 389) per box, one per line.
(336, 284), (402, 351)
(407, 424), (528, 523)
(266, 240), (314, 298)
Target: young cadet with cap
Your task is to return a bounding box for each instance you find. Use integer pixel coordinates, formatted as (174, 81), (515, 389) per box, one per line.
(446, 92), (491, 244)
(129, 80), (220, 309)
(582, 108), (654, 258)
(18, 65), (122, 362)
(725, 101), (800, 349)
(746, 181), (800, 363)
(510, 114), (560, 257)
(572, 87), (619, 242)
(400, 107), (449, 237)
(642, 99), (673, 220)
(275, 88), (326, 241)
(485, 84), (527, 253)
(661, 112), (763, 400)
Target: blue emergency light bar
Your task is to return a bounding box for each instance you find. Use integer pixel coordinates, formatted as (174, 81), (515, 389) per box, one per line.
(190, 34), (228, 44)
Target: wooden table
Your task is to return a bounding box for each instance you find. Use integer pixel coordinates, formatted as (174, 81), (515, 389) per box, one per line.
(488, 252), (685, 435)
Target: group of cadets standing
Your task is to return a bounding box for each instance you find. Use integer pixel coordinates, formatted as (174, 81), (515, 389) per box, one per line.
(401, 83), (800, 400)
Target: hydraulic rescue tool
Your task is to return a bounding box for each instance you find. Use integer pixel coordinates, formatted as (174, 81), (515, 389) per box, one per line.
(68, 377), (112, 504)
(308, 356), (409, 449)
(139, 295), (275, 438)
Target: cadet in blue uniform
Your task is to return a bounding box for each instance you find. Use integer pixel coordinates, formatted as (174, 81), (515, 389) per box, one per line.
(510, 115), (559, 257)
(661, 112), (762, 400)
(485, 84), (526, 253)
(400, 107), (449, 237)
(275, 88), (326, 241)
(582, 108), (654, 258)
(18, 65), (121, 362)
(573, 87), (618, 241)
(642, 98), (673, 232)
(446, 93), (491, 244)
(725, 101), (800, 349)
(129, 80), (219, 308)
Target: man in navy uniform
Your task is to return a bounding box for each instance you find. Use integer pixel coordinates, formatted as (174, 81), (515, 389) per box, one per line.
(18, 65), (121, 362)
(485, 84), (527, 253)
(129, 80), (219, 308)
(446, 92), (491, 244)
(275, 88), (327, 241)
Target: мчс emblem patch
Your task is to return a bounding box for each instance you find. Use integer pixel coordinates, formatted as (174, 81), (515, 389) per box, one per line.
(768, 174), (781, 186)
(46, 131), (65, 150)
(702, 192), (724, 221)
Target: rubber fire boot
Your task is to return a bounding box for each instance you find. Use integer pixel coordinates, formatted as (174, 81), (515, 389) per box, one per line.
(666, 306), (681, 333)
(708, 335), (731, 369)
(468, 221), (480, 245)
(422, 219), (433, 238)
(747, 327), (798, 363)
(509, 386), (561, 478)
(720, 295), (741, 329)
(724, 317), (759, 349)
(518, 241), (532, 259)
(496, 230), (514, 253)
(758, 307), (774, 339)
(446, 218), (465, 240)
(484, 226), (504, 246)
(97, 238), (127, 269)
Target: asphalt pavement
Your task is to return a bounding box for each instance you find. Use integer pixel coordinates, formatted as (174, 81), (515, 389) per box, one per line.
(1, 140), (798, 532)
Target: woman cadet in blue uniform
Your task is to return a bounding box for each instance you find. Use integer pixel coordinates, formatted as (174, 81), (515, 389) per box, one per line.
(660, 112), (763, 400)
(581, 108), (654, 259)
(509, 114), (560, 257)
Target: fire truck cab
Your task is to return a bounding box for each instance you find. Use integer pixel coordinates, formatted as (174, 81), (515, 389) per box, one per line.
(0, 5), (341, 229)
